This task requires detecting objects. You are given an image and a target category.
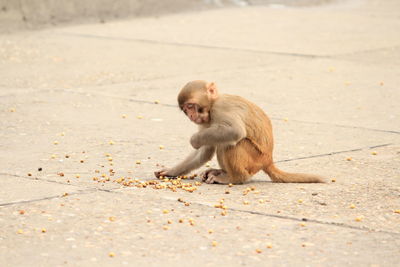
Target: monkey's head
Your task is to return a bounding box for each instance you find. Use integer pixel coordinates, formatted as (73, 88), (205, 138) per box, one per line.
(178, 80), (219, 125)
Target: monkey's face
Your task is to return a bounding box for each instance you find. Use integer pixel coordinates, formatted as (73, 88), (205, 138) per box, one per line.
(182, 102), (210, 124)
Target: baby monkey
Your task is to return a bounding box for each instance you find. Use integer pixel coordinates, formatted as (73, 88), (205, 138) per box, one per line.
(155, 80), (324, 184)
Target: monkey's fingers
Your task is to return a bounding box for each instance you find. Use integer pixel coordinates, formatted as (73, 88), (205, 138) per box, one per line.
(154, 170), (167, 178)
(154, 170), (180, 179)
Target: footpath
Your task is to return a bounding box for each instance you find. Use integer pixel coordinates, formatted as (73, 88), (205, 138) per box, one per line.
(0, 0), (399, 266)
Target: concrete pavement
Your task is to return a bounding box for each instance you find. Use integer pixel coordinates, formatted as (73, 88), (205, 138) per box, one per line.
(1, 0), (399, 266)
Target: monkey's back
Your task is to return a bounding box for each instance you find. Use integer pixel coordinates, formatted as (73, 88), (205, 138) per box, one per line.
(214, 94), (273, 154)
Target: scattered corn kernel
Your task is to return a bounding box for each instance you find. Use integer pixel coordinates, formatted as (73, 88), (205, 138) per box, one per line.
(19, 210), (25, 215)
(211, 241), (218, 247)
(256, 249), (262, 254)
(122, 114), (127, 118)
(9, 108), (16, 112)
(355, 216), (363, 222)
(109, 140), (115, 145)
(266, 243), (273, 249)
(349, 204), (356, 209)
(208, 229), (213, 234)
(371, 151), (377, 155)
(137, 115), (143, 119)
(51, 154), (56, 159)
(163, 226), (169, 230)
(221, 210), (227, 216)
(109, 216), (116, 222)
(331, 178), (336, 182)
(75, 174), (80, 178)
(54, 141), (59, 145)
(162, 209), (169, 214)
(159, 145), (164, 150)
(109, 252), (115, 257)
(136, 160), (141, 165)
(298, 199), (303, 204)
(17, 229), (24, 234)
(228, 183), (233, 187)
(299, 222), (306, 227)
(346, 157), (352, 161)
(178, 219), (184, 223)
(243, 201), (250, 205)
(41, 228), (47, 233)
(154, 100), (160, 104)
(393, 210), (400, 214)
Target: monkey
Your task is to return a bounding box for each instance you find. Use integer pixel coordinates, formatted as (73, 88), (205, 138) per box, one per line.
(154, 80), (325, 184)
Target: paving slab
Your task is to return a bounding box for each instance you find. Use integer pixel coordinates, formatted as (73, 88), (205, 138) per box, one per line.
(1, 0), (399, 266)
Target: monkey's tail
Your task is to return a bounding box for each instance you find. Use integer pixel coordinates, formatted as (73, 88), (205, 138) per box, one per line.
(264, 164), (325, 183)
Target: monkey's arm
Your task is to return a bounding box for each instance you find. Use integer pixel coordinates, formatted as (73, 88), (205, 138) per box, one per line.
(190, 120), (246, 149)
(155, 145), (215, 177)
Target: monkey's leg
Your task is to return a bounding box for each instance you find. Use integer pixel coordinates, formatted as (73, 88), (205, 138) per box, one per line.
(206, 140), (263, 184)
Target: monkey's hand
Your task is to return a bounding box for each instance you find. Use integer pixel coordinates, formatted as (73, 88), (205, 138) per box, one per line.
(154, 168), (180, 178)
(190, 134), (203, 149)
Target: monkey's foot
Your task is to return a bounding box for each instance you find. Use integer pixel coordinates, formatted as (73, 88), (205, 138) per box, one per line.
(203, 171), (232, 184)
(201, 169), (223, 182)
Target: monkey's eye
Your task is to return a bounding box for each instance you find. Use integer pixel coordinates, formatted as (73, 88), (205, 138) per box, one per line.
(198, 107), (204, 113)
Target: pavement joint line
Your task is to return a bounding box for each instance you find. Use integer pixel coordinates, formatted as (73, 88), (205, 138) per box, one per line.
(0, 189), (98, 207)
(58, 31), (328, 59)
(58, 32), (400, 61)
(275, 143), (394, 163)
(218, 206), (400, 236)
(336, 44), (400, 57)
(113, 191), (400, 236)
(3, 172), (399, 236)
(0, 172), (120, 195)
(4, 87), (400, 135)
(59, 88), (400, 135)
(271, 117), (400, 135)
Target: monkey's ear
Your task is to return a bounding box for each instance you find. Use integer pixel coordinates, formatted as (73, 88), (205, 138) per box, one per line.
(206, 82), (219, 100)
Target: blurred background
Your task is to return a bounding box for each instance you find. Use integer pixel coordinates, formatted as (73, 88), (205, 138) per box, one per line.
(0, 0), (339, 33)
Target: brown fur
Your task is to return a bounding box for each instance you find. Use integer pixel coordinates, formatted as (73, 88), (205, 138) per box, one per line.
(155, 80), (325, 184)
